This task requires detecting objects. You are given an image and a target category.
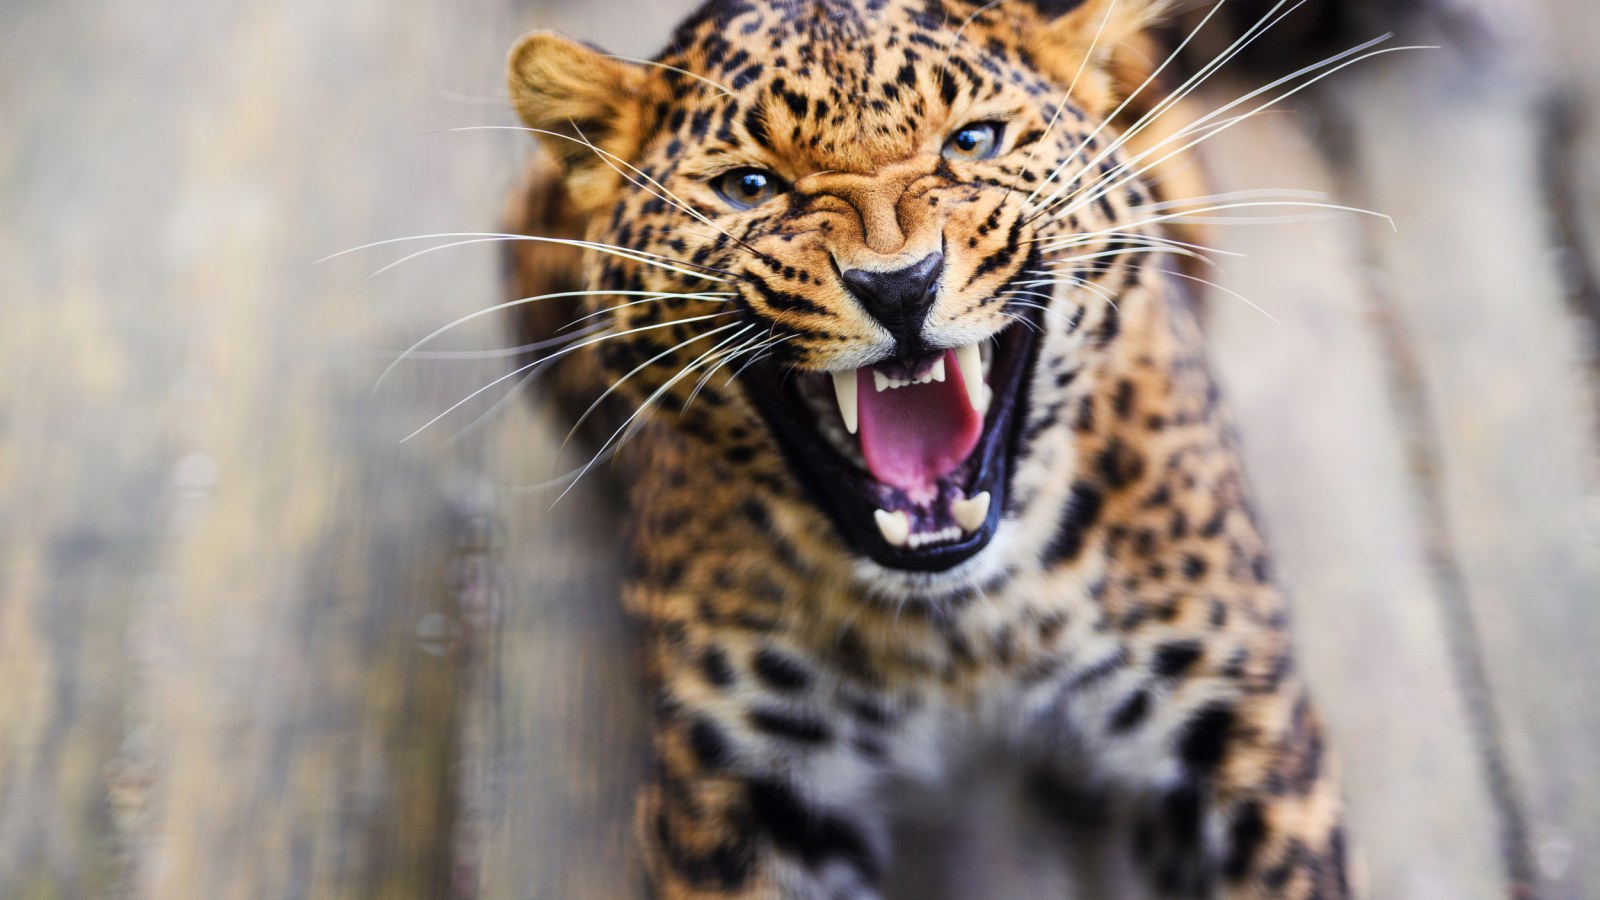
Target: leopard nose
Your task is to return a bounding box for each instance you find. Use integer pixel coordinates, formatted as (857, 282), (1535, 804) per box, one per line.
(840, 252), (944, 355)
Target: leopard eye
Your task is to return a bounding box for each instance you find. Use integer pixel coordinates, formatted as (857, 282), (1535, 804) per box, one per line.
(943, 122), (1002, 161)
(712, 168), (785, 210)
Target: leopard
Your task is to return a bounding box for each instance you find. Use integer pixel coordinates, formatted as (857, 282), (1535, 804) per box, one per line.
(500, 0), (1350, 896)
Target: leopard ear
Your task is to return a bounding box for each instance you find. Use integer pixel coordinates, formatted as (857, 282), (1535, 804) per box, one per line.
(507, 31), (651, 178)
(1029, 0), (1172, 113)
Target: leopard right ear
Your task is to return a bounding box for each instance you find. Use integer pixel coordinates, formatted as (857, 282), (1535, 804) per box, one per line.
(1028, 0), (1172, 114)
(507, 31), (651, 179)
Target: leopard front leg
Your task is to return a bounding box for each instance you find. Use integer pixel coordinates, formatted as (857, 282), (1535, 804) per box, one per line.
(636, 619), (901, 900)
(1043, 647), (1352, 899)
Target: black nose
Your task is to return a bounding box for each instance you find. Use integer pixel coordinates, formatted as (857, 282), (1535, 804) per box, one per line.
(840, 252), (944, 355)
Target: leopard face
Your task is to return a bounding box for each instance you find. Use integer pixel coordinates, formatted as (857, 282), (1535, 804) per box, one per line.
(510, 0), (1171, 583)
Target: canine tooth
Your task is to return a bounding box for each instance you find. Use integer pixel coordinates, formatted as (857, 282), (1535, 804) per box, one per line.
(955, 343), (984, 413)
(874, 509), (911, 547)
(952, 491), (992, 532)
(931, 358), (946, 383)
(831, 369), (858, 435)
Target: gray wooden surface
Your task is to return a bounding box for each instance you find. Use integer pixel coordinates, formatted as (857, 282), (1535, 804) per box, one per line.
(1, 0), (1596, 897)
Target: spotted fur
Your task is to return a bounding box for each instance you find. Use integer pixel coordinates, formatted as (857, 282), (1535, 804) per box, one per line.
(503, 1), (1350, 896)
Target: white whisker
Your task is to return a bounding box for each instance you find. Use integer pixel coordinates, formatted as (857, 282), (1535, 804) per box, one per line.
(941, 0), (1005, 70)
(1034, 0), (1309, 218)
(1039, 40), (1434, 231)
(693, 333), (795, 406)
(1087, 199), (1396, 234)
(444, 362), (546, 445)
(555, 331), (753, 504)
(994, 295), (1084, 329)
(1025, 0), (1228, 211)
(399, 310), (739, 443)
(607, 55), (735, 96)
(1007, 0), (1118, 203)
(560, 122), (768, 261)
(560, 292), (732, 331)
(320, 229), (735, 282)
(1133, 187), (1329, 211)
(374, 289), (731, 393)
(561, 322), (749, 454)
(391, 322), (609, 360)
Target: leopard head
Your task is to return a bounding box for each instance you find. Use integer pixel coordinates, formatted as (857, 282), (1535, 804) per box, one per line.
(507, 0), (1182, 584)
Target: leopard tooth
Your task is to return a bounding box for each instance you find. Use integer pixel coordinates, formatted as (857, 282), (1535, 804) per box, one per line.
(930, 357), (946, 383)
(831, 369), (858, 435)
(955, 343), (984, 413)
(874, 509), (911, 547)
(873, 370), (891, 393)
(952, 491), (992, 533)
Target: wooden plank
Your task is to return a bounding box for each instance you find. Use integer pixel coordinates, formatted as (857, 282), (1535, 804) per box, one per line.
(1323, 7), (1600, 895)
(1197, 100), (1506, 899)
(1535, 0), (1600, 404)
(444, 4), (671, 898)
(0, 2), (207, 893)
(0, 0), (526, 895)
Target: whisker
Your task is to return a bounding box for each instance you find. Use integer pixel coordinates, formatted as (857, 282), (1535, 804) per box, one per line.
(1005, 0), (1118, 204)
(728, 334), (797, 381)
(940, 0), (1005, 71)
(1027, 245), (1212, 269)
(448, 124), (736, 253)
(374, 289), (731, 393)
(398, 310), (740, 443)
(561, 121), (771, 263)
(561, 321), (749, 455)
(607, 55), (736, 96)
(1039, 40), (1434, 230)
(684, 332), (778, 410)
(688, 332), (795, 408)
(1133, 186), (1329, 211)
(559, 292), (732, 331)
(1025, 0), (1228, 210)
(1088, 199), (1397, 234)
(435, 89), (509, 107)
(555, 332), (750, 504)
(323, 230), (735, 283)
(994, 294), (1085, 329)
(1069, 257), (1283, 325)
(1000, 311), (1045, 335)
(510, 331), (795, 498)
(372, 237), (678, 281)
(444, 362), (547, 445)
(392, 321), (609, 360)
(1144, 212), (1349, 225)
(1032, 229), (1244, 263)
(1033, 0), (1309, 219)
(1008, 273), (1118, 306)
(1162, 267), (1281, 324)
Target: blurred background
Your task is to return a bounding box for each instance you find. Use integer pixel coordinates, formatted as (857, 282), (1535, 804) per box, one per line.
(1, 0), (1596, 897)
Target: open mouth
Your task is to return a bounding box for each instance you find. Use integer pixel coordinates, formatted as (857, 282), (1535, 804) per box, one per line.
(743, 311), (1042, 572)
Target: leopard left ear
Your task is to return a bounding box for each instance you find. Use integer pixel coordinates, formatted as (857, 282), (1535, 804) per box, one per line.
(507, 31), (653, 208)
(1029, 1), (1210, 252)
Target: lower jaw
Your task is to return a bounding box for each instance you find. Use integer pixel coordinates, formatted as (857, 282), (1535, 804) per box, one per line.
(743, 310), (1043, 573)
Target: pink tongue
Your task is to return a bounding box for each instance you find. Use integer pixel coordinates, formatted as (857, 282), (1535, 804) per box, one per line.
(857, 350), (983, 493)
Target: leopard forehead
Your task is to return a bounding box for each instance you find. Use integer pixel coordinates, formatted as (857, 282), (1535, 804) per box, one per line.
(646, 0), (1072, 174)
